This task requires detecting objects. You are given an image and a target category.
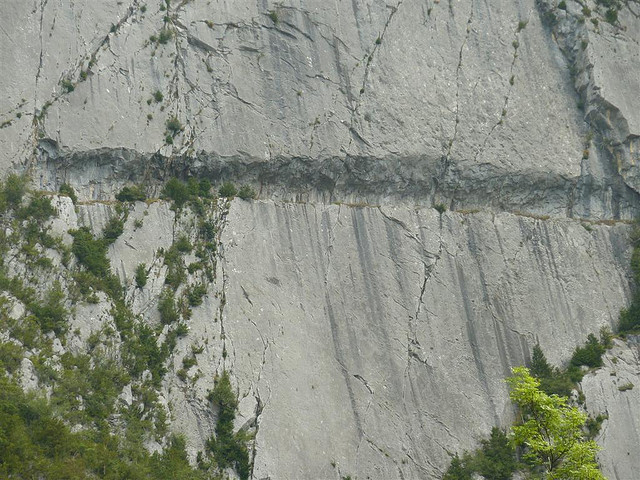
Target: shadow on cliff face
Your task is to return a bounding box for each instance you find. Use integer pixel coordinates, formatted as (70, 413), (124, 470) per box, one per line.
(29, 139), (640, 220)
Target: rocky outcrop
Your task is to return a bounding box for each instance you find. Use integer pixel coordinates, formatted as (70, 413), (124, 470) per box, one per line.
(32, 198), (635, 478)
(582, 338), (640, 480)
(2, 0), (640, 478)
(1, 0), (639, 217)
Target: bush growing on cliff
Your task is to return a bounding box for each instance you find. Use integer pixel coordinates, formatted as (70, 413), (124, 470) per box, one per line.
(442, 428), (516, 480)
(116, 185), (146, 202)
(0, 174), (27, 211)
(59, 183), (78, 204)
(102, 216), (124, 245)
(158, 289), (178, 324)
(619, 221), (640, 333)
(507, 367), (605, 479)
(16, 194), (56, 222)
(0, 370), (207, 479)
(570, 333), (605, 369)
(135, 263), (147, 288)
(219, 182), (238, 198)
(206, 371), (251, 480)
(70, 227), (110, 277)
(163, 177), (189, 208)
(238, 184), (256, 200)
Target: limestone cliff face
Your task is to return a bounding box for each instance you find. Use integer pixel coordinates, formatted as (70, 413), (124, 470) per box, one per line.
(23, 199), (639, 479)
(2, 0), (640, 479)
(1, 0), (640, 216)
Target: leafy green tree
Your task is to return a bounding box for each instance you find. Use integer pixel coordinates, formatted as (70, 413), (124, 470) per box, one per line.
(507, 367), (605, 479)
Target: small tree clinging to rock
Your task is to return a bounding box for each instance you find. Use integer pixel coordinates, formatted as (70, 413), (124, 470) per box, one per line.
(506, 367), (605, 480)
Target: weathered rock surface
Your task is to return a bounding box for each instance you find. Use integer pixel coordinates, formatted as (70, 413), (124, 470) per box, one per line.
(1, 0), (639, 216)
(2, 0), (640, 478)
(49, 198), (636, 478)
(218, 200), (633, 479)
(582, 338), (640, 480)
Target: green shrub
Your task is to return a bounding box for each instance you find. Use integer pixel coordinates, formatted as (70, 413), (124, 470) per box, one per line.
(158, 28), (173, 44)
(599, 325), (613, 349)
(163, 178), (189, 208)
(17, 195), (56, 222)
(163, 244), (186, 288)
(175, 235), (192, 253)
(529, 343), (579, 396)
(0, 341), (24, 374)
(473, 427), (516, 480)
(182, 355), (197, 370)
(135, 263), (148, 288)
(187, 284), (207, 307)
(1, 174), (27, 210)
(59, 183), (78, 204)
(558, 0), (567, 9)
(206, 371), (251, 480)
(443, 454), (472, 480)
(434, 203), (447, 214)
(61, 78), (75, 92)
(605, 8), (618, 23)
(198, 179), (212, 198)
(70, 227), (110, 277)
(116, 185), (146, 202)
(153, 90), (164, 102)
(530, 344), (553, 378)
(32, 281), (68, 335)
(619, 295), (640, 333)
(570, 334), (605, 368)
(102, 216), (124, 244)
(585, 413), (608, 439)
(237, 184), (256, 200)
(218, 182), (237, 198)
(166, 116), (182, 135)
(158, 289), (178, 324)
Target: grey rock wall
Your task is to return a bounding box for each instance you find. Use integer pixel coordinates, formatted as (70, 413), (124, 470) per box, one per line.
(217, 200), (633, 479)
(1, 0), (639, 217)
(2, 0), (640, 478)
(35, 198), (638, 478)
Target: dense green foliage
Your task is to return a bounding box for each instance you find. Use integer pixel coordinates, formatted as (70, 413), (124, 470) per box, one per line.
(442, 455), (471, 480)
(205, 372), (251, 480)
(442, 428), (516, 480)
(0, 372), (209, 479)
(570, 334), (605, 369)
(17, 194), (57, 222)
(619, 221), (640, 333)
(70, 227), (111, 277)
(507, 367), (605, 480)
(0, 176), (229, 479)
(102, 216), (125, 245)
(136, 263), (148, 288)
(59, 183), (78, 204)
(162, 177), (212, 209)
(530, 333), (609, 398)
(0, 174), (27, 211)
(116, 185), (147, 202)
(31, 281), (68, 334)
(218, 182), (237, 198)
(237, 184), (256, 200)
(158, 288), (179, 324)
